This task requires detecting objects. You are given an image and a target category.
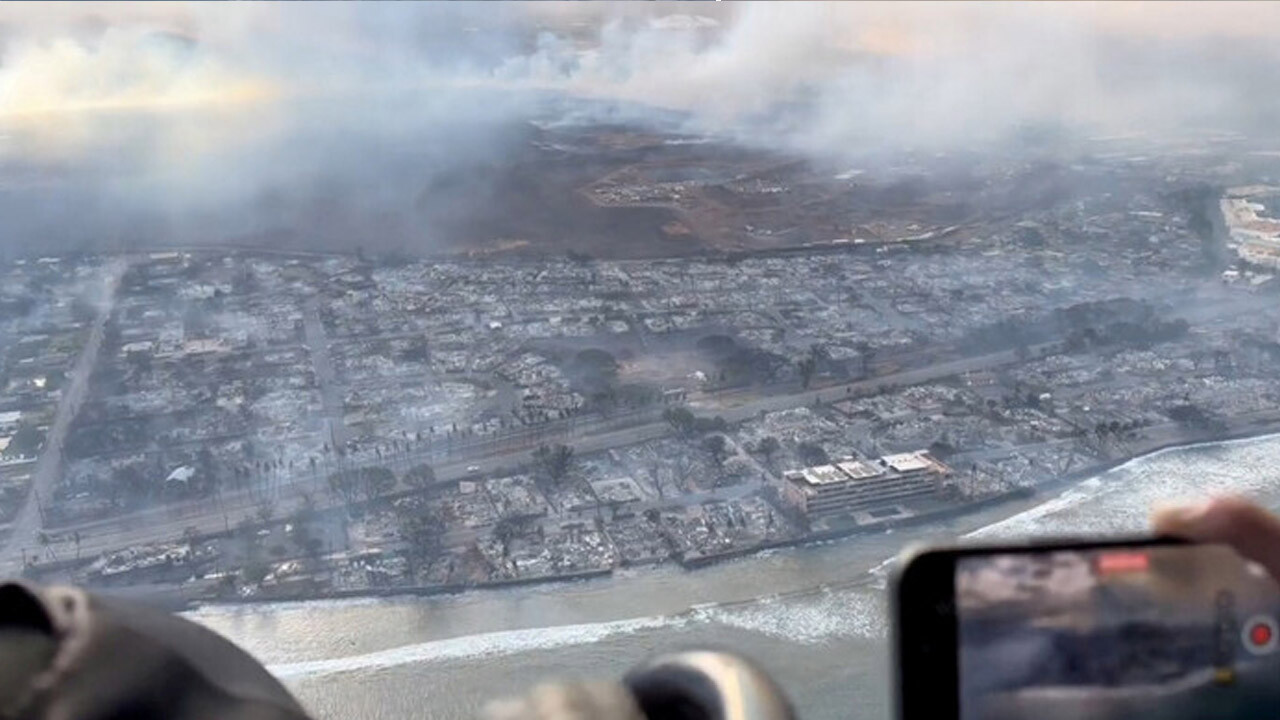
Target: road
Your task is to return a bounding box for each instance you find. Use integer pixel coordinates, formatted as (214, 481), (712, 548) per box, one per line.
(303, 299), (348, 447)
(3, 260), (126, 568)
(696, 343), (1057, 420)
(17, 342), (1060, 566)
(23, 415), (683, 564)
(382, 343), (1059, 468)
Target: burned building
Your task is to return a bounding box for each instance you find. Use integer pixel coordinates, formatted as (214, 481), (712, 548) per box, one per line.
(782, 451), (950, 518)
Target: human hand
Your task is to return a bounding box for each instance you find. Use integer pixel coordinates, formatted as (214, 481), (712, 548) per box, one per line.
(1152, 496), (1280, 581)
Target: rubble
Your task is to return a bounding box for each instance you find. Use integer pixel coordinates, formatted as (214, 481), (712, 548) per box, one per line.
(17, 139), (1280, 599)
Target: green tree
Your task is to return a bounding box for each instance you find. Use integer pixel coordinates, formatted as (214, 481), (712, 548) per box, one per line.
(361, 466), (396, 502)
(795, 343), (830, 389)
(797, 356), (817, 390)
(855, 341), (874, 376)
(112, 465), (150, 504)
(493, 516), (527, 559)
(288, 519), (312, 553)
(692, 415), (728, 435)
(702, 435), (729, 467)
(796, 442), (829, 467)
(241, 559), (271, 585)
(928, 439), (957, 459)
(403, 464), (436, 489)
(304, 537), (324, 559)
(403, 508), (444, 556)
(533, 444), (575, 485)
(756, 436), (781, 467)
(328, 470), (359, 503)
(663, 406), (697, 437)
(400, 507), (445, 579)
(574, 348), (619, 392)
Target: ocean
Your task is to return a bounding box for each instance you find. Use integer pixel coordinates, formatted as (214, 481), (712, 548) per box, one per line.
(188, 434), (1280, 720)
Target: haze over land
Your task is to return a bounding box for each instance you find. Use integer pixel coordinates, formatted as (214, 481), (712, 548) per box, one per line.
(3, 2), (1280, 258)
(8, 9), (1280, 718)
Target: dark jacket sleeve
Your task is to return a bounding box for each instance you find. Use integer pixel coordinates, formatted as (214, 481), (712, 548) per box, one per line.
(0, 581), (312, 720)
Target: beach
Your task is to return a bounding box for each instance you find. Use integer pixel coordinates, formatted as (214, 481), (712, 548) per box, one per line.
(187, 432), (1280, 720)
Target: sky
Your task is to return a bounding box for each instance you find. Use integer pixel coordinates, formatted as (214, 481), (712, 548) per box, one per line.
(1, 1), (1278, 256)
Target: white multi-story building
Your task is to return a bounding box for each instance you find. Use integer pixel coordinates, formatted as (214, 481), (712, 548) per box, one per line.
(782, 450), (950, 517)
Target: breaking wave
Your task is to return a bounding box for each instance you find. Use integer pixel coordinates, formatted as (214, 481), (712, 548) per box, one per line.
(269, 614), (685, 680)
(187, 595), (389, 619)
(969, 432), (1280, 539)
(256, 433), (1280, 681)
(696, 585), (886, 643)
(268, 577), (888, 680)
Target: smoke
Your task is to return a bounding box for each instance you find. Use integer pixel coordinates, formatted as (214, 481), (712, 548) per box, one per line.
(0, 2), (1278, 257)
(506, 2), (1280, 152)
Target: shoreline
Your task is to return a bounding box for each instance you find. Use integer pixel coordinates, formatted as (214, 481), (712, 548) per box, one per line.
(1031, 414), (1280, 498)
(174, 416), (1280, 612)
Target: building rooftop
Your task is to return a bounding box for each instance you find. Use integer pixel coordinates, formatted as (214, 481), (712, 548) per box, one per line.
(788, 451), (946, 489)
(800, 465), (848, 486)
(835, 459), (885, 480)
(882, 452), (932, 473)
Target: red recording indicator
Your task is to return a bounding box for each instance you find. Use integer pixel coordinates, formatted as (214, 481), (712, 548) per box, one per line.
(1095, 551), (1150, 574)
(1243, 615), (1278, 655)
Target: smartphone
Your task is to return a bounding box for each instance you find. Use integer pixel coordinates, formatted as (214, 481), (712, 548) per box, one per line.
(893, 537), (1280, 720)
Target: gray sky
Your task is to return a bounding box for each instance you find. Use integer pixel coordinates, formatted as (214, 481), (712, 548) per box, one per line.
(1, 2), (1278, 255)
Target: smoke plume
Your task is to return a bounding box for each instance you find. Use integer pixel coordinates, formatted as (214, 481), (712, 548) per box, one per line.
(1, 2), (1278, 257)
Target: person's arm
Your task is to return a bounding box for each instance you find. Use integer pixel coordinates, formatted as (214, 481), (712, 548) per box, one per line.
(1152, 496), (1280, 580)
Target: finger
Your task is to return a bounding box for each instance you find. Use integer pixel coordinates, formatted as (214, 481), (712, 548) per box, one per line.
(1152, 496), (1280, 581)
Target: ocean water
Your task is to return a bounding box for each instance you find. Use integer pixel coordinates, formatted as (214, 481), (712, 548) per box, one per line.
(189, 434), (1280, 720)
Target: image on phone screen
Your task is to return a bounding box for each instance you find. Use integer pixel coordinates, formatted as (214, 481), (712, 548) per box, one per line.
(956, 545), (1280, 720)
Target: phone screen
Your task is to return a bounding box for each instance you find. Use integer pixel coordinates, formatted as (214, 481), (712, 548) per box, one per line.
(955, 544), (1280, 720)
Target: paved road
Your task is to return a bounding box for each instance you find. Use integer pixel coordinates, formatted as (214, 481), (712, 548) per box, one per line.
(16, 343), (1059, 567)
(35, 402), (1280, 569)
(697, 344), (1056, 420)
(303, 299), (348, 447)
(3, 260), (125, 567)
(387, 343), (1058, 468)
(24, 415), (683, 564)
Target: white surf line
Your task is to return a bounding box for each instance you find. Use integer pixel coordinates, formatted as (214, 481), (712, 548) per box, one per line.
(269, 613), (683, 680)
